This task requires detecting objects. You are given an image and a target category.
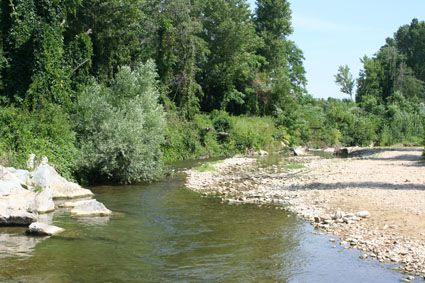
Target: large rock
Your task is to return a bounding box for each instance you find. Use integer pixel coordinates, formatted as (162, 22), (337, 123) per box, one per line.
(291, 147), (307, 156)
(26, 222), (64, 236)
(31, 164), (94, 199)
(34, 187), (55, 213)
(70, 199), (112, 217)
(0, 202), (37, 226)
(1, 167), (55, 214)
(0, 176), (37, 226)
(5, 168), (30, 186)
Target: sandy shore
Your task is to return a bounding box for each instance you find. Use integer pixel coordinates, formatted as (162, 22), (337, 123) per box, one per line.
(186, 148), (425, 277)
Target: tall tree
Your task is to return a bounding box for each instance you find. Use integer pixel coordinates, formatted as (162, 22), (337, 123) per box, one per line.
(200, 0), (262, 114)
(394, 19), (425, 82)
(141, 0), (208, 118)
(335, 65), (355, 100)
(254, 0), (306, 114)
(68, 0), (143, 81)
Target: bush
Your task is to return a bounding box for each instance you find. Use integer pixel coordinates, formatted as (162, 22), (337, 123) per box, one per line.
(162, 112), (279, 163)
(229, 116), (278, 151)
(74, 61), (165, 184)
(0, 104), (77, 178)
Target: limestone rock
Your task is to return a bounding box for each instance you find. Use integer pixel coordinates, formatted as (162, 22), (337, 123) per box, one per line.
(34, 187), (55, 213)
(5, 168), (30, 185)
(31, 164), (94, 199)
(356, 211), (370, 218)
(27, 222), (64, 236)
(0, 202), (37, 226)
(292, 147), (307, 156)
(70, 199), (112, 217)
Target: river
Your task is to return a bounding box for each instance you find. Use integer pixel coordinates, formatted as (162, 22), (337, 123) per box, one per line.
(0, 161), (407, 282)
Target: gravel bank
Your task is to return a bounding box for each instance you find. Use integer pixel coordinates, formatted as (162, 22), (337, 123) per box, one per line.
(186, 148), (425, 277)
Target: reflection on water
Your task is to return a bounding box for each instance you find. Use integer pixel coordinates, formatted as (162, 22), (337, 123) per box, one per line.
(0, 173), (405, 282)
(0, 228), (44, 259)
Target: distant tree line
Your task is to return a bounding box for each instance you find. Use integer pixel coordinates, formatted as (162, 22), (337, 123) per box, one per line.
(0, 1), (424, 184)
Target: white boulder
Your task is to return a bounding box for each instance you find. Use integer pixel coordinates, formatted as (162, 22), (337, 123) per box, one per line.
(33, 187), (55, 213)
(27, 222), (64, 236)
(31, 164), (94, 199)
(70, 199), (112, 217)
(356, 211), (370, 218)
(292, 147), (307, 156)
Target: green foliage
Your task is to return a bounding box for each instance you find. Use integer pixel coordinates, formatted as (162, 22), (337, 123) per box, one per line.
(286, 163), (304, 170)
(199, 0), (263, 114)
(69, 0), (143, 81)
(194, 163), (219, 173)
(335, 65), (355, 100)
(74, 61), (165, 184)
(163, 112), (279, 163)
(0, 104), (77, 178)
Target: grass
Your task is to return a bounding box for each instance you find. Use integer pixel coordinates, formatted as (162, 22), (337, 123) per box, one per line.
(286, 163), (305, 170)
(194, 163), (219, 173)
(33, 186), (44, 193)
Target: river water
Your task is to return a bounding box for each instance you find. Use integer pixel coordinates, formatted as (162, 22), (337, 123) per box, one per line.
(0, 163), (408, 282)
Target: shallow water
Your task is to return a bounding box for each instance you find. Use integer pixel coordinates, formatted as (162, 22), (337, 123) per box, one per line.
(0, 171), (408, 282)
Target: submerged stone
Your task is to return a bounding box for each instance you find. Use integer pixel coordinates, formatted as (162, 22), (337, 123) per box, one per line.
(27, 222), (64, 236)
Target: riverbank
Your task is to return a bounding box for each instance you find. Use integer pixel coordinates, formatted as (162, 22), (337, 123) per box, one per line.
(186, 148), (425, 278)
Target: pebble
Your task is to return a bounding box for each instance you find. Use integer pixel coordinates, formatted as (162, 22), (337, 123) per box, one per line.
(356, 211), (370, 218)
(185, 153), (425, 277)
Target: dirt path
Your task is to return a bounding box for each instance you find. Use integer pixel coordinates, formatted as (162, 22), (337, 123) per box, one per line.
(186, 148), (425, 277)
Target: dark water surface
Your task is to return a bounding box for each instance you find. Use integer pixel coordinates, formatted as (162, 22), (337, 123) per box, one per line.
(0, 170), (407, 282)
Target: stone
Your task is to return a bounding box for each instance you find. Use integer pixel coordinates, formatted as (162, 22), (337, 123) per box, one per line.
(26, 153), (36, 171)
(332, 210), (345, 220)
(5, 168), (30, 185)
(0, 178), (37, 226)
(70, 199), (112, 217)
(0, 202), (37, 226)
(34, 187), (55, 213)
(291, 147), (307, 156)
(27, 222), (64, 236)
(31, 164), (94, 199)
(356, 211), (370, 218)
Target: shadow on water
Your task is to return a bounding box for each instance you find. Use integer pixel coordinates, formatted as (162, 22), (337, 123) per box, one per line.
(0, 166), (408, 282)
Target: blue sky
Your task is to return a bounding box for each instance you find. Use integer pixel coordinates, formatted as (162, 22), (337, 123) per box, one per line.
(248, 0), (425, 98)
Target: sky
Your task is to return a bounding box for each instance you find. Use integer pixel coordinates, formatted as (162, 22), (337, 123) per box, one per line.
(248, 0), (425, 99)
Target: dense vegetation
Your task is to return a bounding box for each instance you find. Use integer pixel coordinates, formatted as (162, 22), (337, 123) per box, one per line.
(0, 1), (423, 184)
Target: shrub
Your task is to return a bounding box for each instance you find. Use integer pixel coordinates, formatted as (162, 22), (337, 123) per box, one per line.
(74, 61), (165, 184)
(0, 104), (77, 178)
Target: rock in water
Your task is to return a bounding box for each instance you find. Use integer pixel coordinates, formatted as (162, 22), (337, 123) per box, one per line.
(31, 164), (94, 199)
(27, 222), (64, 236)
(34, 187), (55, 213)
(70, 199), (112, 217)
(356, 211), (370, 218)
(0, 173), (37, 226)
(0, 203), (37, 226)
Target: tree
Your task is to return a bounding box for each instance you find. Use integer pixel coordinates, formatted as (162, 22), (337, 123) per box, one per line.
(75, 61), (165, 184)
(254, 0), (306, 114)
(68, 0), (143, 81)
(335, 65), (355, 100)
(199, 0), (262, 114)
(394, 19), (425, 82)
(140, 0), (208, 118)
